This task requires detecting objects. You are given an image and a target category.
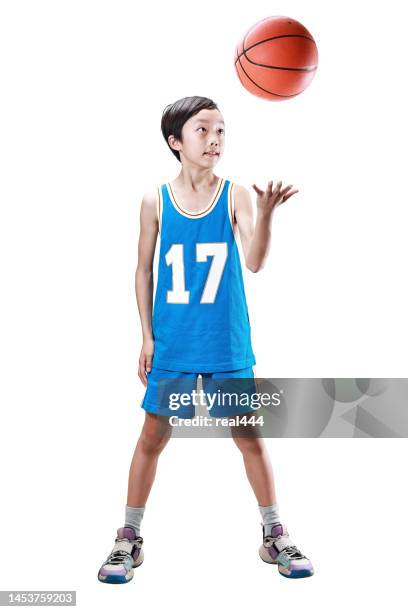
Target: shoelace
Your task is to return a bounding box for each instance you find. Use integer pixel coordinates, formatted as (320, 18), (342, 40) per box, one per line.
(105, 536), (142, 565)
(106, 550), (131, 565)
(280, 545), (305, 560)
(264, 536), (306, 560)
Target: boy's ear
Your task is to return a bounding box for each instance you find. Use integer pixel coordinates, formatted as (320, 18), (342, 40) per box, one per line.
(168, 135), (181, 152)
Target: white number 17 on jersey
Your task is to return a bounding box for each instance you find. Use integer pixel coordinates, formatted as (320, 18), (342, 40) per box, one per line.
(165, 242), (228, 304)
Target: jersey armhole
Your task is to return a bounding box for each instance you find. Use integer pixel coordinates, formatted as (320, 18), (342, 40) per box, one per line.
(156, 185), (163, 234)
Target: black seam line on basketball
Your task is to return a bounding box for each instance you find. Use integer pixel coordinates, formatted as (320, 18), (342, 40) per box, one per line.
(235, 36), (317, 72)
(236, 54), (317, 72)
(235, 58), (248, 90)
(237, 55), (301, 98)
(238, 33), (315, 63)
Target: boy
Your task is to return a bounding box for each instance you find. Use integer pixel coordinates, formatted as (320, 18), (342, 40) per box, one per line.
(97, 96), (314, 583)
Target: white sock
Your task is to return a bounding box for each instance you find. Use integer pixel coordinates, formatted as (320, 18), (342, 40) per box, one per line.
(259, 503), (281, 537)
(124, 505), (145, 537)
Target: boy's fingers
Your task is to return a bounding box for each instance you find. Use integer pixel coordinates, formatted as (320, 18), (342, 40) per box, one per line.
(139, 368), (147, 386)
(139, 357), (147, 385)
(278, 186), (293, 201)
(281, 184), (293, 195)
(282, 189), (299, 202)
(273, 180), (282, 195)
(252, 183), (264, 196)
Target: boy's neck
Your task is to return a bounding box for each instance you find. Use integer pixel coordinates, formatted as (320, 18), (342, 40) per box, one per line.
(173, 168), (219, 192)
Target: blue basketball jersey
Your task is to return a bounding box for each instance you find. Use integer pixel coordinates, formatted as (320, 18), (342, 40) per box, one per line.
(151, 176), (256, 373)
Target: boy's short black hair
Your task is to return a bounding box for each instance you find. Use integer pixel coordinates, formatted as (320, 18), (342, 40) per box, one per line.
(161, 96), (219, 162)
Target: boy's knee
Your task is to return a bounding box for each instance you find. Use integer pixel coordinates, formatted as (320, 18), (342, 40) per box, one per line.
(233, 435), (263, 456)
(140, 429), (171, 455)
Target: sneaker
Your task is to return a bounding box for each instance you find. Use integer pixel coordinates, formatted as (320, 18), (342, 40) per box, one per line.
(98, 527), (144, 584)
(259, 523), (314, 578)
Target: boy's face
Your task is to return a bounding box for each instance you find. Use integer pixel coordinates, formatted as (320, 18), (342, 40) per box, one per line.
(170, 108), (225, 167)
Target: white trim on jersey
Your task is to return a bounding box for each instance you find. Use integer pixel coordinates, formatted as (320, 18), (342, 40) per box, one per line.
(157, 185), (163, 234)
(166, 177), (225, 219)
(227, 181), (234, 232)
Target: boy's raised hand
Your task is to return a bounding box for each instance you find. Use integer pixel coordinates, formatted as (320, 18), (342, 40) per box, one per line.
(252, 180), (299, 213)
(138, 337), (154, 386)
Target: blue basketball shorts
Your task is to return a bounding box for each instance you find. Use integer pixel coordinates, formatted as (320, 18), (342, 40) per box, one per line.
(141, 365), (259, 419)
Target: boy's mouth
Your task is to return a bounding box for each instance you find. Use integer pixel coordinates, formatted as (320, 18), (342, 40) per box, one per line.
(204, 152), (219, 156)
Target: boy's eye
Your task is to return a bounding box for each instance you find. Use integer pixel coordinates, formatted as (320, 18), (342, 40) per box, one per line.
(197, 127), (225, 134)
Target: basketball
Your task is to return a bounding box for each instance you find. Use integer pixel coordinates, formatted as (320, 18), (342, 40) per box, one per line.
(234, 16), (318, 101)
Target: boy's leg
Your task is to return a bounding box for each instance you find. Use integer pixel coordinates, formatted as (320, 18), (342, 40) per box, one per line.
(204, 366), (277, 506)
(127, 412), (173, 507)
(129, 365), (196, 507)
(231, 424), (277, 507)
(98, 400), (175, 583)
(220, 369), (314, 578)
(98, 368), (197, 584)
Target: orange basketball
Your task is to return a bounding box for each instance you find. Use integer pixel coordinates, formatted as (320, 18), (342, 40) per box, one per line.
(234, 16), (318, 101)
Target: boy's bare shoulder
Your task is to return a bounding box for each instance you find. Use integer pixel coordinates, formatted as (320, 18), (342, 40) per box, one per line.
(140, 187), (159, 210)
(232, 183), (252, 209)
(139, 187), (160, 230)
(233, 183), (250, 195)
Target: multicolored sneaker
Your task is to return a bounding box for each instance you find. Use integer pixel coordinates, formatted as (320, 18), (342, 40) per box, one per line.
(259, 523), (314, 578)
(98, 527), (144, 584)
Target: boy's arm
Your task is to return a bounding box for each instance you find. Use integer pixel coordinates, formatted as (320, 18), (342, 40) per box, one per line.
(234, 181), (298, 273)
(136, 189), (159, 385)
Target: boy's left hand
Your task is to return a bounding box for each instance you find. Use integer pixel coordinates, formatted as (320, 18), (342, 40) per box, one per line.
(252, 180), (299, 214)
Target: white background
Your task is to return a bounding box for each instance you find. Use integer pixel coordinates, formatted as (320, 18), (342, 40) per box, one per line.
(1, 0), (407, 609)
